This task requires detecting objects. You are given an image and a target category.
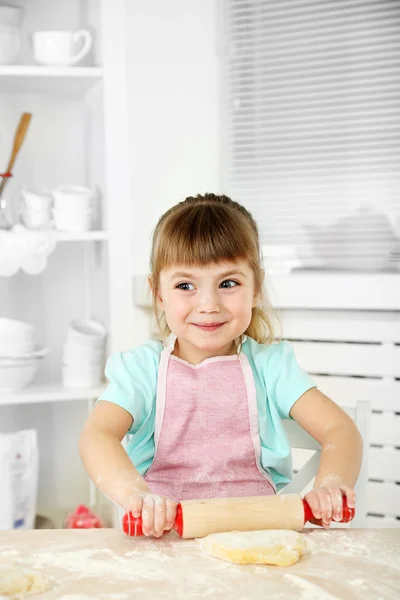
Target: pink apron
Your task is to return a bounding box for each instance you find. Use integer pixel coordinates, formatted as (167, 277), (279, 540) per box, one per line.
(144, 335), (275, 501)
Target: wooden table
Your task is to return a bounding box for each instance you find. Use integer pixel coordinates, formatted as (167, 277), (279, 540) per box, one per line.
(1, 528), (399, 599)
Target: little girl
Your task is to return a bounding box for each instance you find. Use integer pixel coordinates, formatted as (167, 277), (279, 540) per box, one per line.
(80, 193), (363, 537)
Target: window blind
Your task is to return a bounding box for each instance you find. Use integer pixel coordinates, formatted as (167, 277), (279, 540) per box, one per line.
(221, 0), (400, 272)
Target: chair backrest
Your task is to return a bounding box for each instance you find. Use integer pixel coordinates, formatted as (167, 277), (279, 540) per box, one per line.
(279, 400), (370, 528)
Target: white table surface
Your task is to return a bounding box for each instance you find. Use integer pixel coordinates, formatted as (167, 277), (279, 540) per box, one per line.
(0, 527), (399, 599)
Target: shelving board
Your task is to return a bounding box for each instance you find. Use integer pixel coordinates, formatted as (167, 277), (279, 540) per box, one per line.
(0, 66), (103, 96)
(0, 382), (106, 406)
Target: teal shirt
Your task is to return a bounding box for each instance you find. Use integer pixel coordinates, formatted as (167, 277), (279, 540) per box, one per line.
(98, 337), (316, 492)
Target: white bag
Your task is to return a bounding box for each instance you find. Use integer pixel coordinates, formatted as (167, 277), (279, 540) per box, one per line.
(0, 429), (39, 530)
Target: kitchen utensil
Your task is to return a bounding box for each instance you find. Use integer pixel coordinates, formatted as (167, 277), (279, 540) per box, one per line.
(0, 113), (32, 198)
(33, 30), (92, 66)
(122, 493), (354, 539)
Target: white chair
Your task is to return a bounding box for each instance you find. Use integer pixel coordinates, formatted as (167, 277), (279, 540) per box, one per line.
(279, 400), (370, 528)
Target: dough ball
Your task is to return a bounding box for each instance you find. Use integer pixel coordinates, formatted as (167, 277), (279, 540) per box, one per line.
(199, 529), (311, 566)
(0, 567), (51, 597)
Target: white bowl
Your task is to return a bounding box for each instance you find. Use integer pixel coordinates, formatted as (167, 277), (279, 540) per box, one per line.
(0, 359), (41, 392)
(0, 318), (35, 346)
(66, 320), (106, 349)
(0, 347), (49, 361)
(0, 5), (23, 27)
(0, 340), (35, 356)
(0, 24), (20, 64)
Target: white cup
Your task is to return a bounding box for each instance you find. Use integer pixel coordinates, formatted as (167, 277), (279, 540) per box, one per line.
(21, 188), (52, 212)
(21, 207), (52, 230)
(33, 29), (92, 66)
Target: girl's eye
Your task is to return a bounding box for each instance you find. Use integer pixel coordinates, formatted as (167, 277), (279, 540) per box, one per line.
(220, 279), (238, 289)
(176, 282), (195, 291)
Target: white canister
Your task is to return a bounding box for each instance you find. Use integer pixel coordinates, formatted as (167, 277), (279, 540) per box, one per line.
(52, 207), (93, 232)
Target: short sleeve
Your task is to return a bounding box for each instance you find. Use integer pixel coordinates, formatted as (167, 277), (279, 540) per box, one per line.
(97, 350), (154, 434)
(266, 341), (316, 420)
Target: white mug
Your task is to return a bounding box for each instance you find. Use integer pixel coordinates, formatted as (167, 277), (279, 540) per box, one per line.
(33, 30), (92, 66)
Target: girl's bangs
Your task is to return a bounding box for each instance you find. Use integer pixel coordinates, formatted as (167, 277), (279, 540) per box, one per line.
(156, 207), (257, 268)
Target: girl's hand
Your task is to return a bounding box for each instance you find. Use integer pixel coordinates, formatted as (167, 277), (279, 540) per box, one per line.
(124, 490), (178, 538)
(304, 485), (356, 529)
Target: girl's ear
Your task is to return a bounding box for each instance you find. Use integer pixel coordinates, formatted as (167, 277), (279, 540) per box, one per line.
(148, 275), (164, 309)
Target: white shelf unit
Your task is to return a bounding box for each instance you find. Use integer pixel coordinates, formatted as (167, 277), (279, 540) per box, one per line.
(0, 66), (103, 96)
(0, 0), (133, 522)
(0, 383), (106, 407)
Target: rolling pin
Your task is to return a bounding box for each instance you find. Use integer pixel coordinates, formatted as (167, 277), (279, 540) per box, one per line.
(122, 493), (354, 539)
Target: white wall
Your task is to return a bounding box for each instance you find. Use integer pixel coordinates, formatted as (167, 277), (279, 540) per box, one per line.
(127, 0), (220, 274)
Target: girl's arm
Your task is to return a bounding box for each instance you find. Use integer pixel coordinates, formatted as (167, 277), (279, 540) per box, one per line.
(79, 400), (149, 506)
(289, 387), (363, 528)
(79, 401), (176, 536)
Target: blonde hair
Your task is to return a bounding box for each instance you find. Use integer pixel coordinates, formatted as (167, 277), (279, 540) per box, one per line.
(149, 193), (278, 344)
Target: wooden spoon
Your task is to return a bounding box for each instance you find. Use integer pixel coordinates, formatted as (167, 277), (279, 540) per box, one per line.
(0, 112), (32, 197)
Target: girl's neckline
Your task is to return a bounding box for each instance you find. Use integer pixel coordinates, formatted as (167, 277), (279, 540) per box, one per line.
(162, 332), (247, 368)
(169, 353), (240, 369)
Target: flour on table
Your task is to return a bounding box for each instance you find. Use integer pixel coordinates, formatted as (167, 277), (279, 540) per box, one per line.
(0, 566), (51, 598)
(199, 530), (313, 566)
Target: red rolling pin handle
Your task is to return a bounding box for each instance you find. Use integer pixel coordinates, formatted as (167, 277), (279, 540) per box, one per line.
(302, 495), (355, 526)
(122, 495), (354, 537)
(122, 502), (184, 537)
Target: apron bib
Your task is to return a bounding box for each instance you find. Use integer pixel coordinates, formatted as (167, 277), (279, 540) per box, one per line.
(144, 335), (275, 501)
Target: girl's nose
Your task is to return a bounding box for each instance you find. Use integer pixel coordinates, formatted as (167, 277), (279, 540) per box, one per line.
(196, 291), (220, 313)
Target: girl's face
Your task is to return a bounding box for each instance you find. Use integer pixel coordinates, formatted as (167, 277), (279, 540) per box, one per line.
(156, 259), (259, 364)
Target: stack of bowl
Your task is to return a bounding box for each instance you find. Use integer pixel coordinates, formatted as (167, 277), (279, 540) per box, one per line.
(62, 320), (106, 388)
(0, 318), (48, 392)
(52, 185), (94, 232)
